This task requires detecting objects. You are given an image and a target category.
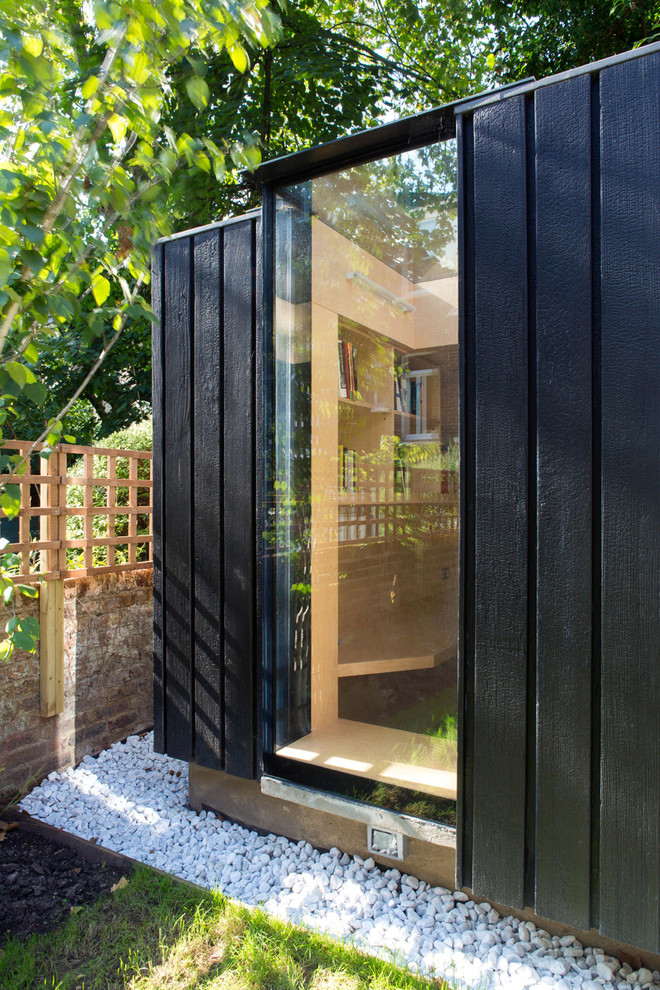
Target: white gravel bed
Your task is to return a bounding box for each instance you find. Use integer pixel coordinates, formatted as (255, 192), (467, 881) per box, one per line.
(20, 733), (660, 990)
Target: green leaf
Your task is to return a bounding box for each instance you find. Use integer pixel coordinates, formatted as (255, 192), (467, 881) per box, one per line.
(129, 51), (149, 85)
(82, 75), (99, 99)
(2, 584), (13, 604)
(0, 248), (14, 288)
(92, 274), (111, 305)
(64, 434), (76, 443)
(17, 584), (39, 598)
(21, 248), (44, 272)
(194, 151), (210, 172)
(0, 484), (21, 519)
(21, 225), (44, 246)
(23, 342), (39, 363)
(23, 34), (44, 58)
(5, 361), (30, 387)
(23, 380), (47, 405)
(185, 76), (210, 110)
(0, 639), (13, 662)
(13, 630), (37, 652)
(21, 615), (40, 636)
(229, 46), (248, 73)
(93, 3), (113, 30)
(6, 615), (19, 633)
(108, 114), (128, 143)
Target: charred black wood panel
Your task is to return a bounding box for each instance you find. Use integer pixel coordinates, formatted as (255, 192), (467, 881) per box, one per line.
(152, 243), (165, 754)
(470, 94), (529, 909)
(154, 214), (260, 778)
(599, 53), (660, 952)
(533, 74), (593, 930)
(460, 49), (660, 952)
(223, 220), (257, 779)
(193, 229), (224, 769)
(162, 237), (194, 761)
(455, 110), (475, 893)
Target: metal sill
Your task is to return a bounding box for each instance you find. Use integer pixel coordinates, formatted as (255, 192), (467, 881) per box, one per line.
(260, 775), (456, 849)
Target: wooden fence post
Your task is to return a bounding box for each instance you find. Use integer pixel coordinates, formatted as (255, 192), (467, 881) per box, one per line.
(39, 447), (65, 717)
(39, 578), (64, 717)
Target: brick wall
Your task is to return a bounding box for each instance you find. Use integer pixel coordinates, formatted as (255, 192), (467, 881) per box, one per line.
(0, 569), (153, 804)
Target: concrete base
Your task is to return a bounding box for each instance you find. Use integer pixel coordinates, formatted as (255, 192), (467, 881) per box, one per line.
(189, 763), (456, 887)
(189, 762), (660, 972)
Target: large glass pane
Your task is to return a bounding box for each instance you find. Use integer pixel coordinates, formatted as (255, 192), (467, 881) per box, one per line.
(273, 141), (458, 822)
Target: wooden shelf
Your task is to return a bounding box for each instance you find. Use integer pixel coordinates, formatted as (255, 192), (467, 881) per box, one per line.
(339, 396), (372, 408)
(338, 654), (436, 678)
(277, 718), (457, 799)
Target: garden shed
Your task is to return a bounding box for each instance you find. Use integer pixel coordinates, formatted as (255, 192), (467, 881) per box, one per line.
(152, 42), (660, 958)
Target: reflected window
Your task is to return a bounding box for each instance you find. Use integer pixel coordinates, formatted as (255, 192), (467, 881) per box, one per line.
(272, 141), (458, 821)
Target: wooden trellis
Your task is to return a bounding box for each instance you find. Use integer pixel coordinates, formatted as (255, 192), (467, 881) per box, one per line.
(0, 440), (153, 717)
(0, 440), (153, 582)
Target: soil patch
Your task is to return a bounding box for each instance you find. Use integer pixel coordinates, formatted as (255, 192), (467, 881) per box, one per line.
(0, 822), (124, 943)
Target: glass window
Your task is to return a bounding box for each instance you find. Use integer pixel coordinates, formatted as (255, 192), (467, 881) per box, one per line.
(272, 140), (458, 822)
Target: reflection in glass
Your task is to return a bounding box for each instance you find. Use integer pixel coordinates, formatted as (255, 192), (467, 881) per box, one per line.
(273, 141), (458, 821)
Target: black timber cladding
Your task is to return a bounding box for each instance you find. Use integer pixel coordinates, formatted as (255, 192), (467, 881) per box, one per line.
(152, 212), (261, 777)
(457, 50), (660, 951)
(153, 42), (660, 956)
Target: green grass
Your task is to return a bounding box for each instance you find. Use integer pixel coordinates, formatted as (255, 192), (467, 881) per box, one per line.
(347, 781), (456, 827)
(385, 687), (458, 740)
(0, 865), (447, 990)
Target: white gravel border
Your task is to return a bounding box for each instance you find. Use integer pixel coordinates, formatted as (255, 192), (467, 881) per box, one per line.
(19, 733), (660, 990)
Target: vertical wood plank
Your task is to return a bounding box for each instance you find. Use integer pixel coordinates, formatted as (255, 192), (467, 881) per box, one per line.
(455, 110), (474, 892)
(19, 474), (30, 574)
(253, 214), (265, 774)
(107, 456), (116, 566)
(599, 53), (660, 953)
(533, 75), (594, 929)
(128, 455), (138, 565)
(193, 228), (224, 769)
(470, 94), (529, 909)
(57, 450), (67, 575)
(162, 237), (194, 761)
(83, 452), (93, 570)
(151, 243), (165, 753)
(40, 578), (64, 717)
(223, 219), (256, 778)
(40, 449), (60, 577)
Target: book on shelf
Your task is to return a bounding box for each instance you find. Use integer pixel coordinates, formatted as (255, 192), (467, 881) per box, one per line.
(338, 340), (359, 400)
(338, 341), (347, 397)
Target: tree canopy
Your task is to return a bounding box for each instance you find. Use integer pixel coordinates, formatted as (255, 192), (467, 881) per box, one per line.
(0, 0), (278, 461)
(0, 0), (279, 653)
(5, 0), (657, 454)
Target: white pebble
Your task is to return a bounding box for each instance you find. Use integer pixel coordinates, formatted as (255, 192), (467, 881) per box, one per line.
(17, 731), (660, 990)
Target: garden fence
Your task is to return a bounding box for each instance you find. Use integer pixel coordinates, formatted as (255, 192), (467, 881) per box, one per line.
(0, 440), (153, 717)
(0, 440), (152, 582)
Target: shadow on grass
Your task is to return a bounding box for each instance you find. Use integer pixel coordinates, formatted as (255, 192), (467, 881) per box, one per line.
(0, 865), (447, 990)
